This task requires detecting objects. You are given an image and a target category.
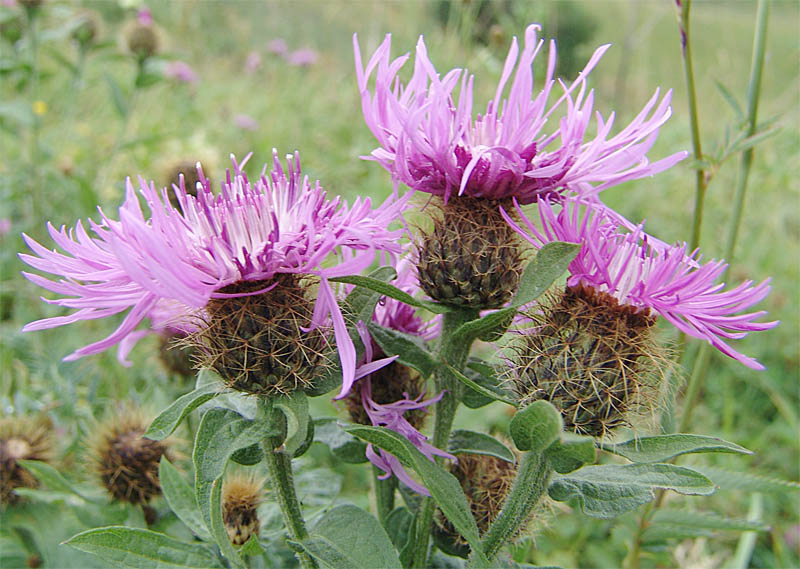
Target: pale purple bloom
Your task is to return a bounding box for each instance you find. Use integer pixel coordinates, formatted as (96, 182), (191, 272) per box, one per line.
(137, 8), (153, 27)
(502, 198), (778, 370)
(20, 151), (410, 392)
(234, 114), (258, 131)
(245, 50), (262, 73)
(164, 61), (197, 83)
(0, 218), (10, 237)
(362, 383), (453, 496)
(287, 48), (318, 67)
(354, 24), (686, 204)
(267, 38), (288, 56)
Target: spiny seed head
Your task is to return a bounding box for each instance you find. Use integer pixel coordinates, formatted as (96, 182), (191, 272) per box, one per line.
(222, 473), (264, 546)
(192, 274), (331, 397)
(125, 23), (159, 59)
(344, 355), (427, 429)
(436, 452), (518, 555)
(89, 407), (169, 505)
(159, 332), (197, 379)
(416, 197), (525, 309)
(508, 284), (665, 437)
(0, 415), (53, 506)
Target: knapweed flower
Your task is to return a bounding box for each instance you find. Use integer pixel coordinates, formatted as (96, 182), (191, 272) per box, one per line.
(354, 24), (685, 204)
(267, 38), (288, 56)
(347, 255), (450, 495)
(503, 198), (776, 434)
(0, 415), (53, 506)
(245, 50), (262, 73)
(504, 198), (777, 370)
(20, 151), (409, 397)
(287, 47), (318, 67)
(234, 114), (259, 131)
(222, 473), (264, 546)
(164, 61), (197, 84)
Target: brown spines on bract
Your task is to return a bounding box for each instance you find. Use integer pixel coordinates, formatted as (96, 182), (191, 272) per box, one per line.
(509, 284), (665, 437)
(125, 23), (158, 59)
(344, 354), (428, 430)
(195, 274), (331, 397)
(416, 197), (525, 309)
(435, 452), (518, 556)
(90, 408), (169, 505)
(159, 332), (197, 379)
(0, 416), (53, 506)
(222, 473), (263, 546)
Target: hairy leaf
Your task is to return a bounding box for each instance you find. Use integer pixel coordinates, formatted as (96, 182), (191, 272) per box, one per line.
(158, 458), (210, 540)
(146, 383), (222, 441)
(509, 401), (563, 453)
(448, 430), (515, 463)
(368, 322), (438, 378)
(602, 434), (751, 463)
(313, 418), (368, 464)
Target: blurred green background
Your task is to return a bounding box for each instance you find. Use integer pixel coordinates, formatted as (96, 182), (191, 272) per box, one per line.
(1, 1), (798, 568)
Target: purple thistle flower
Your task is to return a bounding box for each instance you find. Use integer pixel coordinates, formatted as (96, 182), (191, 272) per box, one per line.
(245, 50), (262, 73)
(164, 61), (198, 84)
(502, 198), (778, 370)
(136, 8), (153, 27)
(20, 151), (410, 393)
(354, 24), (686, 204)
(234, 114), (259, 131)
(267, 38), (289, 56)
(287, 48), (318, 67)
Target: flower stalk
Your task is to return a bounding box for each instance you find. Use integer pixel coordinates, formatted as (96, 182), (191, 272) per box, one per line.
(373, 465), (396, 525)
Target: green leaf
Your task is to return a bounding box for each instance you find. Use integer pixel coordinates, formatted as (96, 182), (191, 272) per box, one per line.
(367, 322), (438, 378)
(448, 430), (515, 463)
(450, 307), (515, 347)
(146, 383), (222, 441)
(230, 444), (263, 466)
(158, 457), (210, 541)
(344, 266), (398, 322)
(331, 274), (450, 314)
(384, 507), (416, 567)
(239, 534), (264, 556)
(312, 418), (367, 464)
(510, 242), (580, 308)
(294, 505), (402, 569)
(544, 437), (596, 474)
(460, 360), (508, 409)
(192, 408), (273, 484)
(64, 527), (224, 569)
(274, 392), (310, 457)
(344, 425), (490, 568)
(209, 474), (245, 568)
(602, 434), (752, 463)
(692, 466), (800, 494)
(509, 401), (563, 453)
(17, 460), (97, 503)
(713, 79), (744, 118)
(104, 74), (128, 118)
(447, 364), (517, 407)
(548, 463), (715, 519)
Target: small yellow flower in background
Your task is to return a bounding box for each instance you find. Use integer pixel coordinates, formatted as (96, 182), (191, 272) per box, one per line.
(32, 101), (47, 116)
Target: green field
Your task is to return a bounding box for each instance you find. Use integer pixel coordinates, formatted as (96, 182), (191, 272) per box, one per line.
(1, 1), (798, 568)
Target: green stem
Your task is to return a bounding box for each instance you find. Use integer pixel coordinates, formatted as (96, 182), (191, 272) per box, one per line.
(475, 452), (552, 562)
(262, 425), (317, 569)
(411, 308), (479, 569)
(373, 465), (396, 525)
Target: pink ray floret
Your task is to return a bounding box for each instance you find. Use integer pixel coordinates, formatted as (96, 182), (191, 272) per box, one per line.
(502, 198), (778, 370)
(354, 24), (686, 204)
(20, 151), (410, 392)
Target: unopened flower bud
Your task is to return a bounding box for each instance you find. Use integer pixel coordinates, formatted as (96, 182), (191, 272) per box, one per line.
(0, 416), (52, 506)
(125, 22), (159, 60)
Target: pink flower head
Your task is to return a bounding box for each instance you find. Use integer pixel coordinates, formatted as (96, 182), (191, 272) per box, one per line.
(164, 61), (197, 84)
(287, 48), (318, 67)
(362, 383), (453, 496)
(20, 151), (410, 393)
(354, 24), (686, 204)
(136, 8), (153, 27)
(267, 38), (288, 56)
(502, 198), (778, 370)
(0, 218), (11, 237)
(234, 114), (259, 131)
(245, 50), (262, 73)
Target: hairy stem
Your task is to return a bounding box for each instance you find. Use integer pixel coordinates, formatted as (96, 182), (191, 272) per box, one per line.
(262, 417), (317, 569)
(373, 465), (396, 525)
(411, 308), (479, 569)
(475, 452), (552, 562)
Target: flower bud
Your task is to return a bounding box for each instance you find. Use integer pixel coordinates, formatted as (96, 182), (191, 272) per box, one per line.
(509, 284), (663, 436)
(194, 275), (331, 397)
(125, 22), (159, 60)
(90, 407), (170, 505)
(71, 12), (99, 48)
(222, 473), (263, 546)
(416, 197), (525, 308)
(0, 416), (52, 506)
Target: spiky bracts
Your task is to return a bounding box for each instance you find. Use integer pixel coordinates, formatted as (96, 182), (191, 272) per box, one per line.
(0, 416), (52, 506)
(158, 332), (197, 379)
(90, 409), (170, 505)
(436, 453), (518, 555)
(222, 473), (263, 546)
(417, 197), (525, 308)
(194, 274), (331, 396)
(509, 285), (663, 436)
